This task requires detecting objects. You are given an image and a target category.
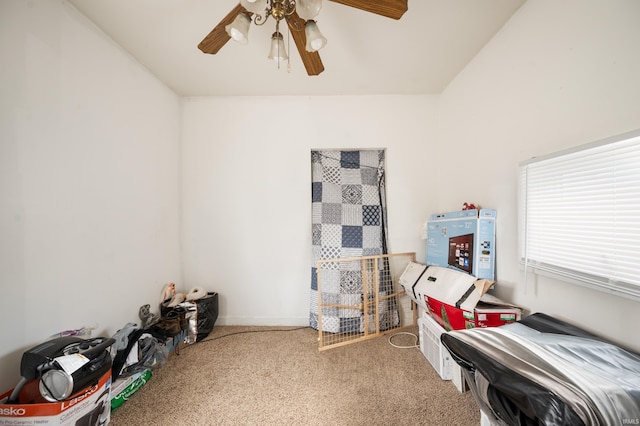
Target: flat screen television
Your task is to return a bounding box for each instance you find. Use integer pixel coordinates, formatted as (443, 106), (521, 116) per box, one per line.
(448, 233), (474, 273)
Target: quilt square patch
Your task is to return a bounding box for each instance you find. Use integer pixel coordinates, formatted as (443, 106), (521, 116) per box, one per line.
(361, 184), (379, 205)
(362, 205), (380, 226)
(341, 204), (363, 227)
(322, 203), (342, 224)
(340, 270), (363, 294)
(362, 226), (382, 249)
(342, 185), (363, 204)
(359, 150), (381, 168)
(321, 182), (342, 204)
(341, 151), (360, 169)
(320, 224), (342, 247)
(342, 225), (363, 248)
(312, 182), (322, 202)
(322, 166), (341, 185)
(339, 317), (361, 334)
(360, 167), (378, 186)
(341, 168), (362, 185)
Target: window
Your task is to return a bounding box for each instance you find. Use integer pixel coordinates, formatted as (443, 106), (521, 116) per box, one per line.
(518, 129), (640, 300)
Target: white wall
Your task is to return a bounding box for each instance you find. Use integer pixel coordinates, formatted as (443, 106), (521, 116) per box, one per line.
(181, 95), (438, 325)
(0, 1), (182, 390)
(436, 0), (640, 351)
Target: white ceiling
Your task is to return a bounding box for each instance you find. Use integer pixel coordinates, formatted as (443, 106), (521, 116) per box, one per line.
(67, 0), (526, 97)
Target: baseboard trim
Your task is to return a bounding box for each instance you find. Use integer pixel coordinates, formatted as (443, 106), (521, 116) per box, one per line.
(216, 316), (309, 327)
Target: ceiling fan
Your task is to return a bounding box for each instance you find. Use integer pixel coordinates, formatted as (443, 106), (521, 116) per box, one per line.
(197, 0), (408, 76)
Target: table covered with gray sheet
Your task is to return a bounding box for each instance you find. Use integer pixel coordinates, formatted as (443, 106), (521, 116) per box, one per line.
(441, 313), (640, 425)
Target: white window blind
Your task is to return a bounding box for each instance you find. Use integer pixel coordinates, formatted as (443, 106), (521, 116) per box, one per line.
(518, 129), (640, 300)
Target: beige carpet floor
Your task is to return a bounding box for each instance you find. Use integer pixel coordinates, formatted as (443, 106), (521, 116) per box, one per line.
(109, 326), (480, 426)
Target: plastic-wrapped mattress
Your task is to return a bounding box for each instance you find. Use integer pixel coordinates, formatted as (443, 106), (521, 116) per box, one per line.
(440, 313), (640, 425)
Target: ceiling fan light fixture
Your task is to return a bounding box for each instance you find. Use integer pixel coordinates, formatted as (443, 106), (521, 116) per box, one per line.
(225, 12), (251, 44)
(304, 20), (327, 52)
(268, 32), (289, 62)
(200, 0), (409, 75)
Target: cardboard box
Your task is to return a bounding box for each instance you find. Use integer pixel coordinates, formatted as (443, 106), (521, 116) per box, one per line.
(474, 293), (522, 325)
(427, 296), (521, 331)
(401, 262), (521, 331)
(426, 209), (496, 280)
(0, 370), (111, 425)
(421, 266), (521, 331)
(111, 369), (152, 410)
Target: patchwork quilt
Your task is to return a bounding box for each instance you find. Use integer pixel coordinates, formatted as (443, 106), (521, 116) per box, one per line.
(310, 150), (393, 333)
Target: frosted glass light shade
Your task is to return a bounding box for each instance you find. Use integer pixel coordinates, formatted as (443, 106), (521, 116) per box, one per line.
(296, 0), (322, 20)
(268, 32), (288, 62)
(304, 21), (326, 52)
(225, 13), (251, 44)
(240, 0), (268, 14)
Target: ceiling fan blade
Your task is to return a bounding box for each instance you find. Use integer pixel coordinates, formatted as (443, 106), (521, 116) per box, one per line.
(328, 0), (408, 20)
(198, 3), (247, 54)
(286, 13), (325, 76)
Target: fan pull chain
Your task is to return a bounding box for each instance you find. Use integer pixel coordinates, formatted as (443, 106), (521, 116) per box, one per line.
(287, 27), (291, 73)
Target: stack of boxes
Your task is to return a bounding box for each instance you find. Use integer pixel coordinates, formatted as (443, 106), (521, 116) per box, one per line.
(401, 208), (522, 392)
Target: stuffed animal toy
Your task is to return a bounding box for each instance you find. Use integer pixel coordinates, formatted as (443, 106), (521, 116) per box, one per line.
(160, 283), (176, 305)
(160, 282), (187, 307)
(139, 304), (159, 328)
(186, 286), (207, 301)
